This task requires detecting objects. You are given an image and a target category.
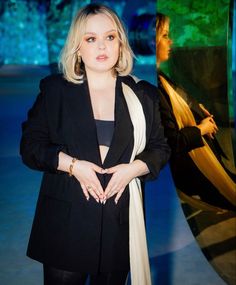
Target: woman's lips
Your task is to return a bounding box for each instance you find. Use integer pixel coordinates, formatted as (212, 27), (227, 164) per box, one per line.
(96, 54), (108, 61)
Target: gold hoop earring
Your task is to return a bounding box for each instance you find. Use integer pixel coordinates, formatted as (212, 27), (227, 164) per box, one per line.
(116, 49), (122, 69)
(75, 54), (81, 74)
(120, 48), (122, 59)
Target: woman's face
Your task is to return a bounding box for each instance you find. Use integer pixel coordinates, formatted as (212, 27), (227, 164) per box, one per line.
(79, 13), (120, 75)
(156, 21), (172, 66)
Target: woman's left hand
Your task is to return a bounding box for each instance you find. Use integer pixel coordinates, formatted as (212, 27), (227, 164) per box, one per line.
(104, 160), (149, 204)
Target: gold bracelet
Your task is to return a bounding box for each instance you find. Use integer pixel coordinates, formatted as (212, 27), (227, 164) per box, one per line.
(69, 157), (78, 177)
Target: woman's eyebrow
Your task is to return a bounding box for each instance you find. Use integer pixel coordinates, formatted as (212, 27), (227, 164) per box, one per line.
(84, 29), (117, 35)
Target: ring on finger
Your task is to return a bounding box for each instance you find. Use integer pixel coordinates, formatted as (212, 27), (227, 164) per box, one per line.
(87, 186), (92, 190)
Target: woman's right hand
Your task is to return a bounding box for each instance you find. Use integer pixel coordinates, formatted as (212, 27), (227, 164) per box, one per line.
(197, 116), (218, 139)
(72, 160), (106, 202)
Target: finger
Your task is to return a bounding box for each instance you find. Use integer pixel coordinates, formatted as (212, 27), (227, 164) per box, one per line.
(104, 179), (118, 197)
(200, 104), (211, 116)
(92, 164), (108, 174)
(204, 110), (211, 116)
(81, 183), (90, 201)
(89, 183), (103, 199)
(209, 117), (216, 125)
(209, 133), (214, 139)
(205, 109), (211, 116)
(104, 183), (113, 197)
(107, 185), (119, 198)
(86, 185), (100, 203)
(94, 182), (106, 201)
(106, 166), (118, 174)
(114, 188), (125, 204)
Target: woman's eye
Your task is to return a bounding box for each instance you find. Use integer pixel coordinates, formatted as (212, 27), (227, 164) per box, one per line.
(107, 34), (115, 41)
(86, 37), (95, 43)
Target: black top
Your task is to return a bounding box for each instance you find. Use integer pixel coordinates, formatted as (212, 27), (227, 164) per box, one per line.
(95, 119), (114, 147)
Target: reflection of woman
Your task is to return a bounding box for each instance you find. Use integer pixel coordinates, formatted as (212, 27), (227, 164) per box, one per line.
(156, 13), (236, 211)
(20, 4), (170, 285)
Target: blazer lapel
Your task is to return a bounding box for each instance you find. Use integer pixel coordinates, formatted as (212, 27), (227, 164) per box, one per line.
(63, 79), (102, 166)
(103, 77), (133, 168)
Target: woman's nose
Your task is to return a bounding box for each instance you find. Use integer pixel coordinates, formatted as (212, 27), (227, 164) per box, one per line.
(98, 39), (105, 49)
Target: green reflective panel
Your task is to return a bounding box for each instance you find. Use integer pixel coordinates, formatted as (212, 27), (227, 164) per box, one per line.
(158, 0), (230, 47)
(157, 1), (236, 284)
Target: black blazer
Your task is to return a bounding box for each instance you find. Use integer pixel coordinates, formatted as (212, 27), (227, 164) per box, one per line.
(158, 73), (235, 211)
(20, 74), (170, 273)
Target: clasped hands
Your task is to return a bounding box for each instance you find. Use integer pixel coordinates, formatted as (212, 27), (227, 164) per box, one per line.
(198, 103), (218, 139)
(72, 160), (137, 204)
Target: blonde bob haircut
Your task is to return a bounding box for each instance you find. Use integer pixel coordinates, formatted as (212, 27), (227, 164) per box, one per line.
(156, 13), (169, 46)
(59, 3), (134, 84)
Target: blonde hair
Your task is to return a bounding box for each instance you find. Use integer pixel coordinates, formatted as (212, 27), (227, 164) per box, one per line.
(59, 3), (134, 84)
(156, 13), (169, 46)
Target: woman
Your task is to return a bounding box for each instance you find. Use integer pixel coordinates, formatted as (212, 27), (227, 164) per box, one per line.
(20, 4), (170, 285)
(156, 13), (236, 212)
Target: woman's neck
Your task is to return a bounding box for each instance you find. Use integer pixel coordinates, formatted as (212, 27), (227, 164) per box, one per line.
(86, 69), (116, 90)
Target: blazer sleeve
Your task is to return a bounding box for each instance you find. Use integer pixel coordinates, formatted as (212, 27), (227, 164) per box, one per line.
(135, 81), (171, 181)
(158, 87), (204, 155)
(20, 77), (66, 173)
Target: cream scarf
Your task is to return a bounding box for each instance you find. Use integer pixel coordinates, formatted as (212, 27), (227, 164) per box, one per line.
(159, 75), (236, 208)
(122, 82), (152, 285)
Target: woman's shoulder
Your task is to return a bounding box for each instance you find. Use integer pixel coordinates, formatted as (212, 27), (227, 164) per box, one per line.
(121, 75), (157, 98)
(39, 73), (80, 99)
(40, 73), (66, 88)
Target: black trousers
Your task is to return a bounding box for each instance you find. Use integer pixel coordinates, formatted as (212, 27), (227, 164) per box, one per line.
(43, 265), (129, 285)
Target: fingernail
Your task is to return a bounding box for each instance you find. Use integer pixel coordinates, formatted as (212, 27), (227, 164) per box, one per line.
(103, 200), (106, 204)
(96, 198), (99, 203)
(86, 196), (89, 201)
(115, 199), (118, 204)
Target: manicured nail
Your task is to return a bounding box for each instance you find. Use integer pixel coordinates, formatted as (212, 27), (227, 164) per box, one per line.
(86, 196), (89, 201)
(103, 200), (106, 204)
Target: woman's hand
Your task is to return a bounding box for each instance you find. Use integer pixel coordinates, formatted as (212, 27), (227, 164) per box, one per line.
(197, 116), (218, 139)
(104, 160), (149, 204)
(199, 103), (211, 117)
(73, 160), (106, 202)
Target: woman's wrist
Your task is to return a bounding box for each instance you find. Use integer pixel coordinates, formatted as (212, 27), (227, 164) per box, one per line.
(196, 124), (204, 136)
(69, 157), (78, 177)
(57, 151), (79, 176)
(130, 160), (149, 177)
